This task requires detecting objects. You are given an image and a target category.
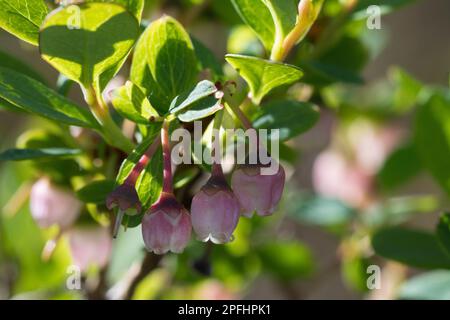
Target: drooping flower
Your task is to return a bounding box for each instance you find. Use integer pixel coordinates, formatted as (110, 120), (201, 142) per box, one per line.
(68, 226), (112, 272)
(231, 163), (285, 217)
(141, 193), (192, 255)
(30, 178), (81, 229)
(191, 164), (240, 244)
(106, 182), (142, 216)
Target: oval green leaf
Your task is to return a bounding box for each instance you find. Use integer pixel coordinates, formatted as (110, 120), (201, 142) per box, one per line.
(40, 3), (140, 90)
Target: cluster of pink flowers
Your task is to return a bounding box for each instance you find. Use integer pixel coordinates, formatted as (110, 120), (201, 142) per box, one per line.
(107, 121), (286, 255)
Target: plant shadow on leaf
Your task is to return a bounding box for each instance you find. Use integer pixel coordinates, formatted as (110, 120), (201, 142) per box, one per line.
(40, 10), (138, 87)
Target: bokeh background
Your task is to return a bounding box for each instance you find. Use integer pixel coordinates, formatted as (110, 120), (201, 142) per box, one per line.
(1, 0), (450, 299)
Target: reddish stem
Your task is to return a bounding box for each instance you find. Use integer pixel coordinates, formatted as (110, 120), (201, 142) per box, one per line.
(124, 134), (161, 186)
(161, 121), (173, 194)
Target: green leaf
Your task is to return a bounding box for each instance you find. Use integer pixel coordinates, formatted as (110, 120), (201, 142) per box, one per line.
(0, 0), (48, 45)
(76, 180), (115, 204)
(288, 196), (356, 227)
(116, 126), (161, 184)
(169, 80), (217, 114)
(437, 213), (450, 257)
(191, 37), (224, 81)
(261, 0), (298, 40)
(0, 67), (99, 128)
(131, 16), (198, 114)
(225, 54), (303, 104)
(342, 256), (371, 293)
(0, 148), (81, 161)
(136, 147), (163, 211)
(257, 241), (314, 281)
(85, 0), (144, 20)
(0, 50), (45, 83)
(177, 96), (222, 123)
(399, 270), (450, 300)
(110, 81), (159, 124)
(377, 143), (422, 191)
(372, 227), (450, 269)
(231, 0), (275, 51)
(414, 90), (450, 195)
(253, 100), (320, 141)
(40, 3), (139, 90)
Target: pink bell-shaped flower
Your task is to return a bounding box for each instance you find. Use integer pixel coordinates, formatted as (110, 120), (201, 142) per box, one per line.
(30, 178), (81, 229)
(191, 164), (240, 244)
(142, 193), (192, 255)
(68, 226), (112, 272)
(231, 163), (286, 217)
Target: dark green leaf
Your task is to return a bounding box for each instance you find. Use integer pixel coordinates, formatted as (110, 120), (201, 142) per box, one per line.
(0, 0), (48, 45)
(352, 0), (418, 19)
(414, 90), (450, 195)
(131, 16), (198, 114)
(253, 100), (320, 141)
(377, 143), (422, 190)
(0, 148), (81, 161)
(191, 37), (224, 81)
(177, 96), (222, 122)
(372, 227), (450, 269)
(226, 54), (303, 104)
(0, 67), (99, 128)
(40, 3), (140, 90)
(169, 80), (218, 114)
(76, 180), (116, 204)
(0, 50), (45, 83)
(110, 81), (159, 124)
(437, 213), (450, 257)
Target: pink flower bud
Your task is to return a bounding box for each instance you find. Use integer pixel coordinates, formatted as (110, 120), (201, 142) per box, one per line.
(141, 193), (192, 255)
(106, 182), (142, 216)
(30, 178), (81, 229)
(231, 164), (286, 217)
(191, 165), (240, 244)
(68, 227), (112, 272)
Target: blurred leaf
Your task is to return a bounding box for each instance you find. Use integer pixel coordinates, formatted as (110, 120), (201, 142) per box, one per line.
(257, 241), (314, 281)
(437, 213), (450, 257)
(111, 81), (159, 124)
(169, 80), (218, 114)
(399, 270), (450, 300)
(0, 67), (99, 128)
(342, 256), (371, 293)
(76, 180), (115, 204)
(85, 0), (144, 20)
(414, 89), (450, 195)
(131, 16), (198, 114)
(352, 0), (418, 19)
(363, 195), (438, 228)
(227, 25), (265, 57)
(0, 148), (81, 161)
(288, 196), (355, 227)
(225, 54), (303, 104)
(107, 226), (145, 284)
(230, 0), (275, 50)
(253, 100), (320, 141)
(377, 142), (422, 190)
(191, 37), (224, 81)
(372, 227), (450, 269)
(300, 61), (364, 86)
(40, 3), (139, 90)
(173, 167), (199, 189)
(0, 0), (48, 45)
